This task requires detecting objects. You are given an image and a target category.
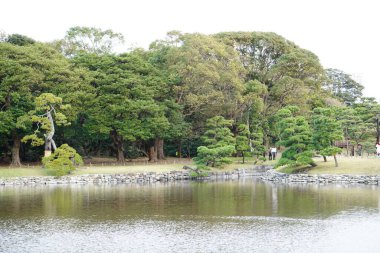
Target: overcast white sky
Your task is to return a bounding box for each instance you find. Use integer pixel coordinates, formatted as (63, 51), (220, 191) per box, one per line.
(1, 0), (379, 100)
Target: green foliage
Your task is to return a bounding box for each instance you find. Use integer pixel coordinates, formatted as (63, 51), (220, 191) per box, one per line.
(56, 26), (124, 56)
(275, 106), (312, 151)
(0, 41), (84, 163)
(235, 124), (251, 163)
(334, 106), (374, 147)
(201, 116), (235, 148)
(320, 147), (342, 157)
(189, 170), (210, 178)
(276, 151), (315, 171)
(1, 30), (380, 173)
(274, 106), (313, 168)
(164, 32), (246, 133)
(22, 93), (70, 147)
(311, 107), (343, 163)
(294, 151), (316, 167)
(325, 68), (364, 105)
(194, 145), (236, 168)
(194, 116), (236, 168)
(6, 34), (35, 46)
(42, 144), (83, 176)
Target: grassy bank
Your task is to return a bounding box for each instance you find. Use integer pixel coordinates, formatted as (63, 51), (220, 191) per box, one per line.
(3, 155), (378, 178)
(276, 155), (380, 175)
(307, 156), (380, 175)
(0, 156), (268, 178)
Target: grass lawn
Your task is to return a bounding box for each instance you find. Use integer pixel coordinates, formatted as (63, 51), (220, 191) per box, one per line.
(307, 155), (380, 175)
(4, 155), (379, 178)
(0, 168), (47, 177)
(0, 158), (191, 178)
(0, 156), (277, 178)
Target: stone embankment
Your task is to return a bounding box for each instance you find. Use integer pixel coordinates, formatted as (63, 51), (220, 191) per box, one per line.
(262, 169), (380, 185)
(0, 166), (272, 186)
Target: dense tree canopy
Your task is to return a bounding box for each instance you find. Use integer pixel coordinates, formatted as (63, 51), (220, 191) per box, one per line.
(0, 28), (378, 172)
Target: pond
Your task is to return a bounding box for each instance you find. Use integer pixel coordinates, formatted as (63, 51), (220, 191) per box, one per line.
(1, 179), (380, 252)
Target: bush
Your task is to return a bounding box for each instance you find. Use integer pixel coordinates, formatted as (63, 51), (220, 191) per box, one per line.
(42, 144), (83, 177)
(276, 151), (316, 173)
(189, 171), (210, 178)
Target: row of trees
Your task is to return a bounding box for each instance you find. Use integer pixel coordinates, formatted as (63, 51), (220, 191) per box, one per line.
(0, 27), (377, 170)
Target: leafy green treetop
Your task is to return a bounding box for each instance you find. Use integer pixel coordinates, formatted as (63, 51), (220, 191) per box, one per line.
(311, 107), (343, 166)
(22, 93), (70, 156)
(324, 68), (364, 106)
(194, 116), (236, 168)
(275, 106), (315, 168)
(55, 26), (124, 57)
(235, 124), (251, 164)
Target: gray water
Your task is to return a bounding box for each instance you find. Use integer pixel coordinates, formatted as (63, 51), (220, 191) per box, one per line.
(1, 179), (380, 252)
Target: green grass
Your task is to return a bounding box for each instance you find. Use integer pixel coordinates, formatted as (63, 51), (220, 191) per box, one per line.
(74, 163), (186, 175)
(7, 155), (377, 178)
(307, 156), (380, 175)
(0, 154), (281, 178)
(0, 160), (191, 178)
(0, 168), (47, 178)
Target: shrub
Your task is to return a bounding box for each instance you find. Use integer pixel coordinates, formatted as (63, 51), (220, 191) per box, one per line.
(42, 144), (83, 177)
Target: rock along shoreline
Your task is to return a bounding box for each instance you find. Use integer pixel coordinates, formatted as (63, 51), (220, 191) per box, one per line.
(262, 169), (380, 185)
(3, 166), (380, 186)
(0, 165), (272, 186)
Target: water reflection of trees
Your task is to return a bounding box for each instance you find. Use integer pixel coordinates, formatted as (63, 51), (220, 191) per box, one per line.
(1, 182), (380, 220)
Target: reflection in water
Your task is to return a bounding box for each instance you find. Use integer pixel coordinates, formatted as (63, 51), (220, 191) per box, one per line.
(1, 179), (380, 252)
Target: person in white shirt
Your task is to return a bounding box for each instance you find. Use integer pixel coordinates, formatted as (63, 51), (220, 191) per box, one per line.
(376, 143), (380, 157)
(270, 147), (277, 160)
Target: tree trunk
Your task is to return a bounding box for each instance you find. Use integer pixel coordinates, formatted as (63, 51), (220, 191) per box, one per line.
(148, 139), (158, 163)
(333, 155), (338, 167)
(110, 130), (125, 162)
(157, 138), (165, 160)
(323, 156), (327, 162)
(242, 152), (245, 164)
(177, 139), (182, 158)
(11, 134), (22, 166)
(187, 142), (191, 158)
(44, 110), (56, 157)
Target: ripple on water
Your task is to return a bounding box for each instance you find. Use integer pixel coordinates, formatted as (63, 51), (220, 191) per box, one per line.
(1, 212), (380, 253)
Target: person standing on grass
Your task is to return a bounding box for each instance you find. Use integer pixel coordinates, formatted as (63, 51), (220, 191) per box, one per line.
(376, 143), (380, 157)
(268, 148), (272, 160)
(271, 147), (277, 160)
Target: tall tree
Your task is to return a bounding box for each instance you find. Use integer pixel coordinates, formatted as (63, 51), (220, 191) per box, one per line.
(324, 68), (364, 106)
(274, 106), (314, 168)
(54, 26), (124, 57)
(22, 93), (71, 157)
(311, 107), (343, 166)
(235, 124), (251, 164)
(194, 116), (236, 168)
(72, 51), (169, 161)
(165, 32), (246, 124)
(216, 32), (325, 147)
(6, 34), (35, 46)
(0, 42), (81, 165)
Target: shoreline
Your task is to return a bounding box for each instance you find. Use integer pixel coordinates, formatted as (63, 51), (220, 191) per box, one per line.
(0, 166), (271, 186)
(3, 165), (380, 186)
(261, 169), (380, 185)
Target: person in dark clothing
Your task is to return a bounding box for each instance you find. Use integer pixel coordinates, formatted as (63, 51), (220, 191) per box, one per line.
(268, 148), (272, 160)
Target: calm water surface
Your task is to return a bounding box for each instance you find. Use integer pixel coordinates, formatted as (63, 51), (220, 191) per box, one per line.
(1, 179), (380, 252)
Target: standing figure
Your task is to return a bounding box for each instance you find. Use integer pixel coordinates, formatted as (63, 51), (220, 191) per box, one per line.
(271, 147), (277, 160)
(376, 143), (380, 157)
(268, 148), (272, 160)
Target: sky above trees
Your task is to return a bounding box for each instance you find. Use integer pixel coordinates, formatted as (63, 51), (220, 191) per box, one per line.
(1, 0), (379, 100)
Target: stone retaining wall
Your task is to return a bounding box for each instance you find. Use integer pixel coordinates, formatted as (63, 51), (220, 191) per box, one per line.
(262, 169), (380, 185)
(0, 165), (272, 186)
